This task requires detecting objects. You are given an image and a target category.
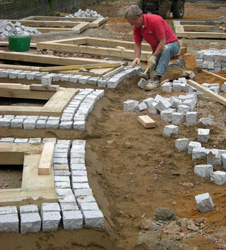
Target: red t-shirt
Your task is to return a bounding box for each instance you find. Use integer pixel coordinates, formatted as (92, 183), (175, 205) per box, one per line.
(134, 14), (178, 52)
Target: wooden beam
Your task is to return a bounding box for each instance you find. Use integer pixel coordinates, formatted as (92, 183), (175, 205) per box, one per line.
(39, 63), (122, 72)
(0, 63), (40, 71)
(0, 50), (124, 65)
(102, 66), (124, 80)
(0, 143), (58, 206)
(138, 115), (156, 128)
(0, 84), (54, 100)
(30, 84), (60, 92)
(187, 79), (226, 106)
(201, 69), (226, 81)
(38, 142), (55, 175)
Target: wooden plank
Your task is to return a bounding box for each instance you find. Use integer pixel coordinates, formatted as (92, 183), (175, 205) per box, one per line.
(38, 142), (55, 175)
(0, 50), (123, 65)
(43, 88), (78, 111)
(39, 63), (122, 72)
(0, 143), (57, 206)
(0, 187), (57, 206)
(30, 84), (60, 91)
(138, 115), (156, 128)
(71, 22), (89, 34)
(0, 85), (54, 100)
(37, 37), (186, 61)
(201, 69), (226, 81)
(36, 27), (76, 33)
(10, 19), (83, 28)
(22, 153), (54, 188)
(0, 152), (24, 165)
(102, 66), (124, 80)
(22, 15), (107, 27)
(187, 80), (226, 106)
(183, 25), (213, 32)
(0, 87), (78, 116)
(0, 63), (40, 71)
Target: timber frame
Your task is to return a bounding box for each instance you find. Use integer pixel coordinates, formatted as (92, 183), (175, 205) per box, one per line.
(174, 20), (226, 39)
(37, 37), (187, 62)
(0, 83), (79, 116)
(0, 143), (57, 206)
(21, 15), (107, 28)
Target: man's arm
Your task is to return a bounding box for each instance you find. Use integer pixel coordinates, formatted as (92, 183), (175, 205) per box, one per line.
(134, 43), (142, 58)
(152, 37), (166, 57)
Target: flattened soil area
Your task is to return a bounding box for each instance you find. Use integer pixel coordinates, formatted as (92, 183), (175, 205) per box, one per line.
(1, 1), (226, 250)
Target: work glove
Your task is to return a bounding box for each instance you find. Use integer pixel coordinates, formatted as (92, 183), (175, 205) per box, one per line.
(148, 55), (157, 71)
(131, 58), (140, 68)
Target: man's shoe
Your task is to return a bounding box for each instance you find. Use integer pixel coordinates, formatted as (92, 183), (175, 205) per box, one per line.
(144, 75), (160, 91)
(178, 57), (188, 70)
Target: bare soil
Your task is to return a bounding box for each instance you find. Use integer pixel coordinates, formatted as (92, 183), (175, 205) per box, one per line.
(1, 1), (226, 250)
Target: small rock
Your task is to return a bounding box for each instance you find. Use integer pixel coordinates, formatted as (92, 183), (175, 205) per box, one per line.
(154, 207), (175, 221)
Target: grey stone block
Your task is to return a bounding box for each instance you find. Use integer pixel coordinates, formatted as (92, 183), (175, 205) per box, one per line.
(60, 121), (73, 129)
(73, 121), (85, 130)
(210, 171), (226, 185)
(123, 100), (139, 112)
(162, 81), (172, 92)
(198, 128), (210, 143)
(222, 153), (226, 170)
(20, 205), (38, 214)
(58, 194), (76, 203)
(11, 118), (23, 128)
(207, 149), (221, 165)
(23, 119), (36, 129)
(20, 213), (41, 234)
(163, 125), (178, 137)
(0, 118), (10, 127)
(195, 193), (214, 213)
(55, 182), (71, 188)
(0, 214), (19, 232)
(41, 203), (61, 214)
(97, 79), (107, 87)
(56, 188), (73, 196)
(77, 195), (96, 207)
(42, 211), (61, 232)
(83, 210), (104, 229)
(194, 164), (214, 178)
(161, 109), (175, 123)
(138, 78), (148, 89)
(72, 182), (90, 189)
(71, 176), (88, 183)
(156, 99), (172, 112)
(186, 112), (197, 124)
(79, 76), (91, 84)
(60, 202), (79, 212)
(62, 210), (83, 230)
(74, 188), (93, 198)
(0, 206), (17, 215)
(80, 202), (99, 212)
(172, 112), (184, 124)
(177, 104), (190, 114)
(188, 141), (202, 154)
(46, 119), (60, 129)
(192, 147), (208, 160)
(175, 138), (189, 152)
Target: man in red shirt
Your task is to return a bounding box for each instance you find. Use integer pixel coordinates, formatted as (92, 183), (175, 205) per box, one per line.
(125, 5), (186, 90)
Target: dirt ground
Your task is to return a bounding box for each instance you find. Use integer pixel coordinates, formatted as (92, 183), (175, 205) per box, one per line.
(1, 1), (226, 250)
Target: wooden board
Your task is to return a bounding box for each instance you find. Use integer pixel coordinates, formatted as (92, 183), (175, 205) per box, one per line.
(187, 80), (226, 106)
(22, 15), (107, 28)
(9, 19), (90, 34)
(174, 20), (226, 39)
(30, 84), (60, 91)
(37, 37), (187, 62)
(0, 50), (124, 66)
(0, 143), (57, 206)
(38, 142), (55, 175)
(138, 115), (156, 128)
(0, 84), (79, 116)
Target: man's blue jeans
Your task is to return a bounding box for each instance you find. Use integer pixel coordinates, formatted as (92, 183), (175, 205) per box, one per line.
(153, 41), (180, 77)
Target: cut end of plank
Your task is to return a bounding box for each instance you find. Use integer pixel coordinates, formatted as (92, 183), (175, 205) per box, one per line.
(138, 115), (156, 128)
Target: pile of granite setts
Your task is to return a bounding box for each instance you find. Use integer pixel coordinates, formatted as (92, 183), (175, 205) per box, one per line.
(65, 9), (105, 18)
(195, 48), (226, 73)
(0, 20), (41, 40)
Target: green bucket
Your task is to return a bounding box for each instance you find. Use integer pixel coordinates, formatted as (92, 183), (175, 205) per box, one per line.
(8, 35), (31, 52)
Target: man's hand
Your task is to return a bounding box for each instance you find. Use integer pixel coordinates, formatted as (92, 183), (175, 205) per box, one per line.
(132, 58), (140, 68)
(148, 55), (157, 71)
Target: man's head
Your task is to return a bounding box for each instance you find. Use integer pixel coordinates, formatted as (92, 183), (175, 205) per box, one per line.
(125, 5), (144, 28)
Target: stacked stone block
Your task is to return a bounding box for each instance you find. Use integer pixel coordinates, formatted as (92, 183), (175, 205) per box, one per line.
(195, 49), (226, 73)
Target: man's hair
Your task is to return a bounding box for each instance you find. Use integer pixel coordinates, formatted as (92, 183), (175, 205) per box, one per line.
(125, 5), (143, 20)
